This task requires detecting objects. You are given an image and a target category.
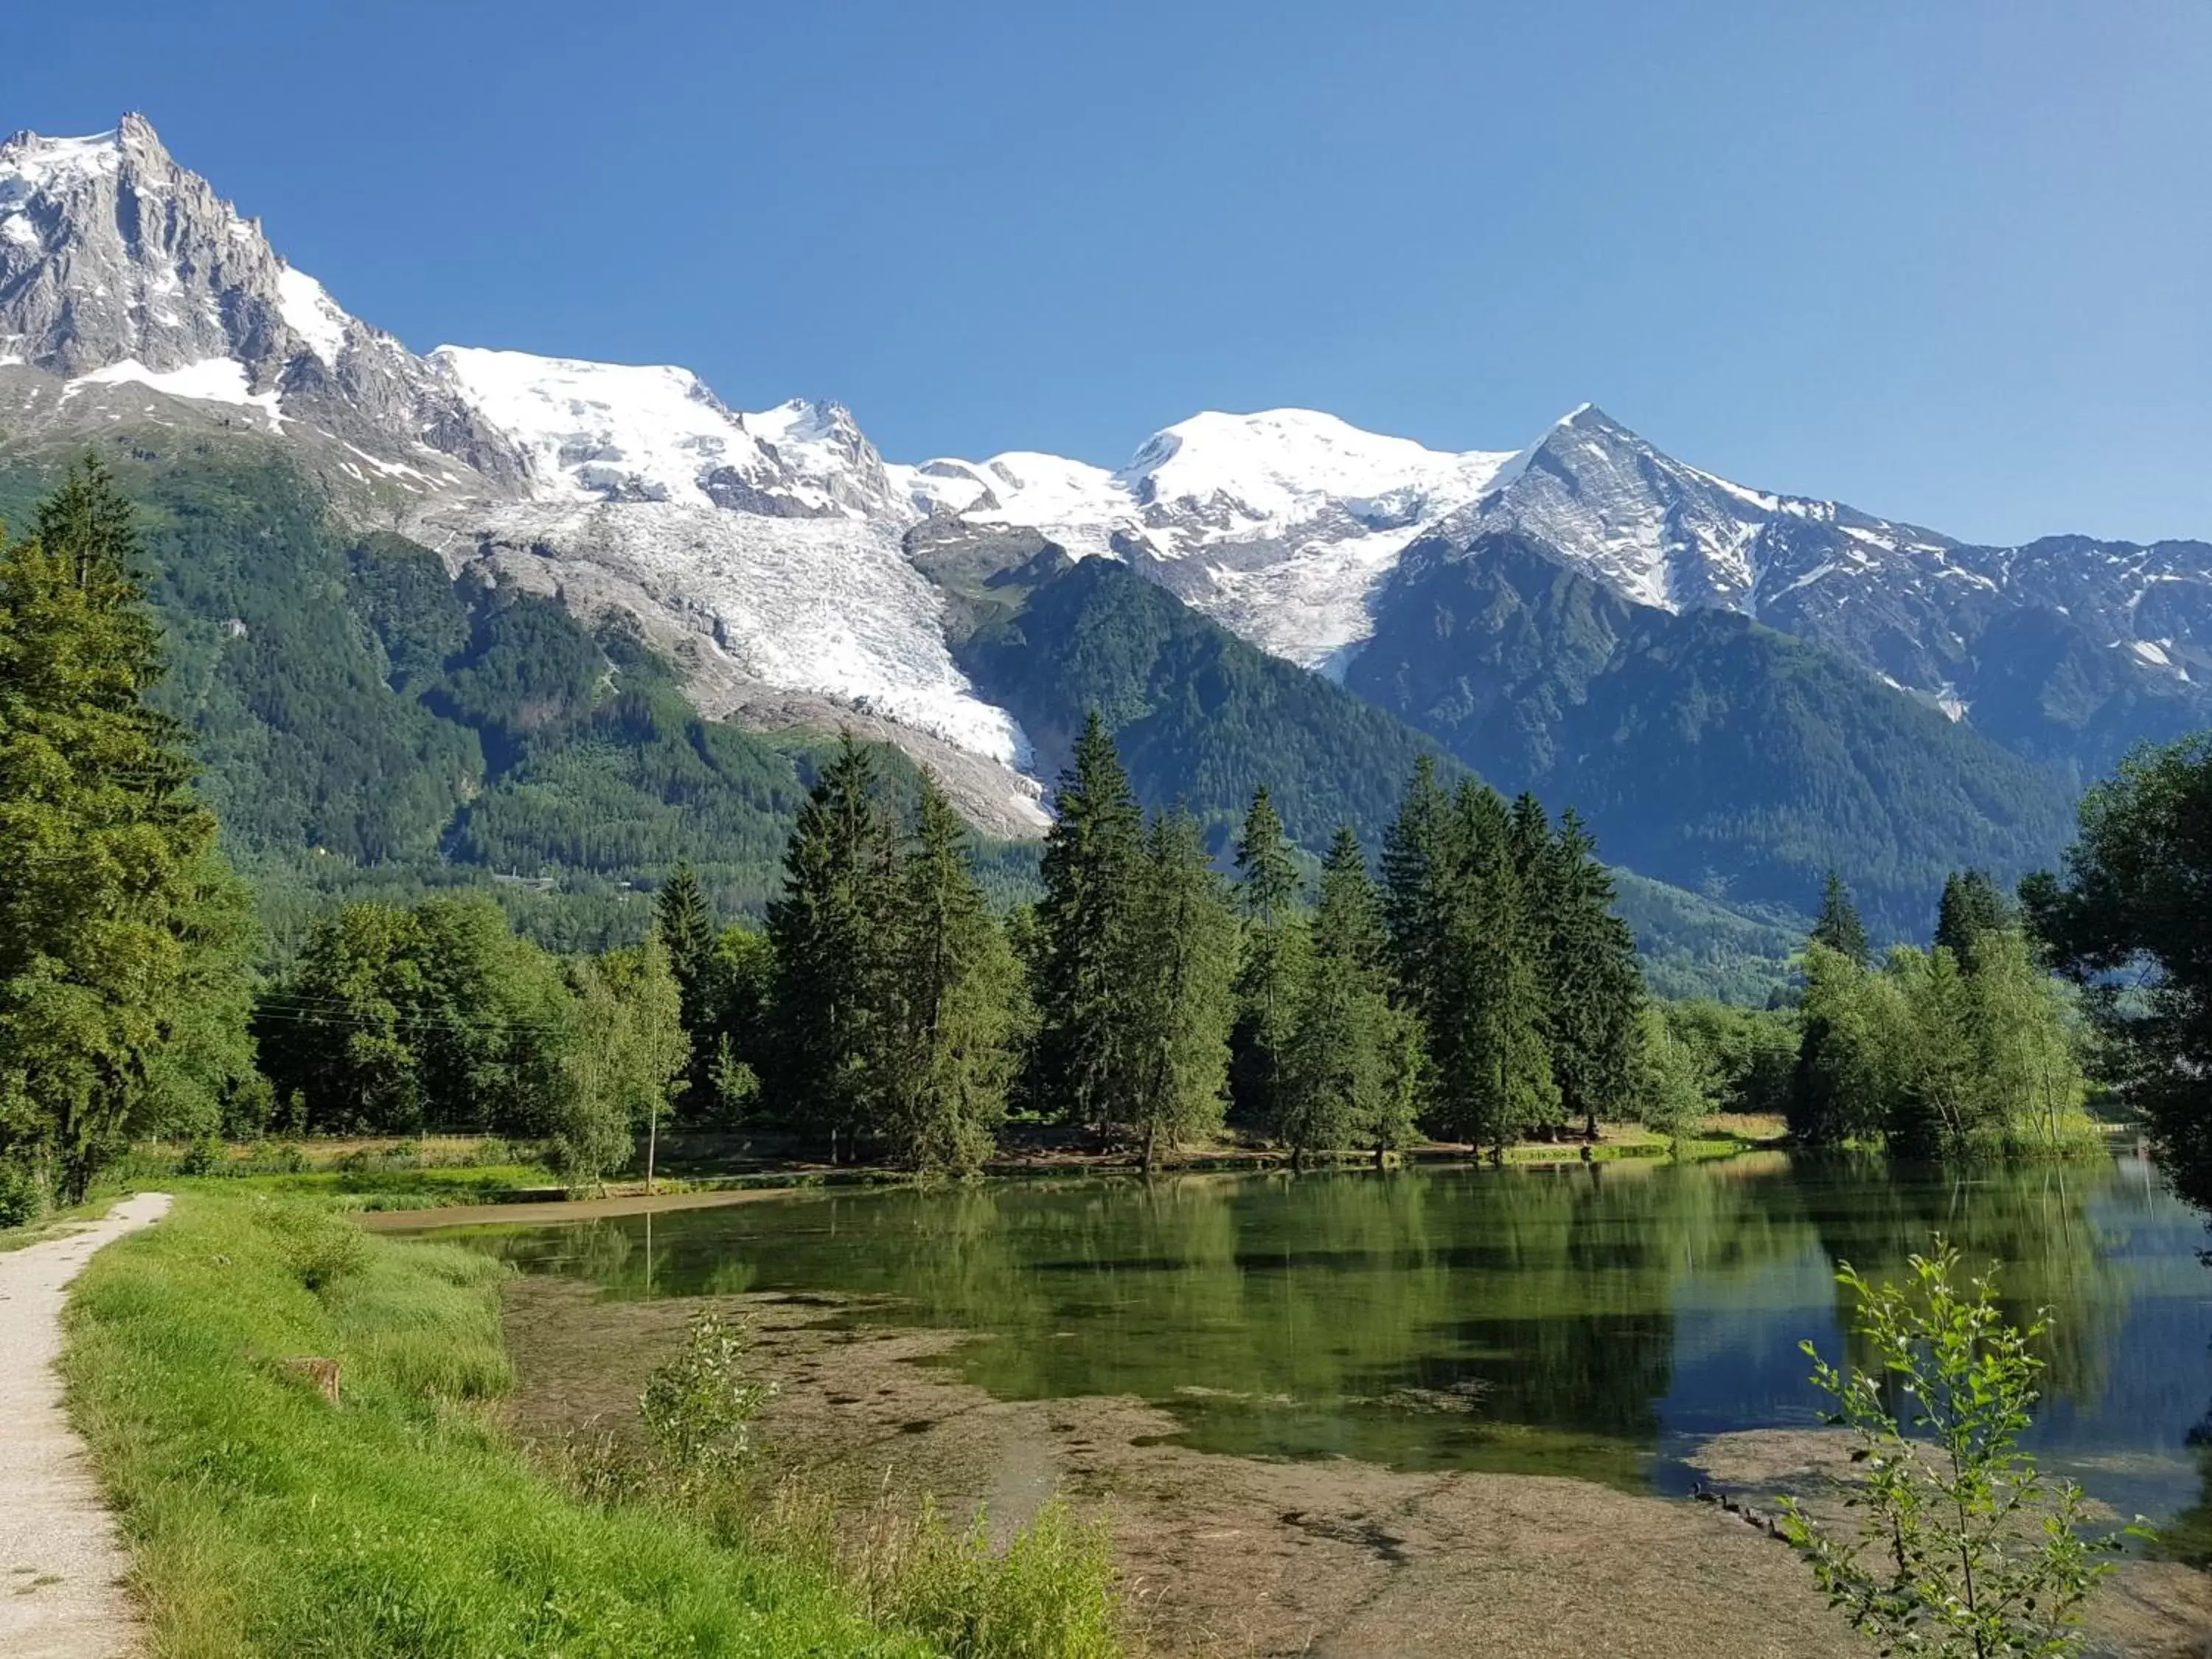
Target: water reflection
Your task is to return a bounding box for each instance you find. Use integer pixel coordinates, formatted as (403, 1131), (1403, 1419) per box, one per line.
(448, 1153), (2212, 1523)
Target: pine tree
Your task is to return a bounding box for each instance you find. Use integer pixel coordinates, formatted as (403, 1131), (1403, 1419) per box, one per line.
(1812, 870), (1871, 966)
(1122, 807), (1239, 1171)
(1033, 710), (1144, 1133)
(1427, 784), (1559, 1151)
(1280, 827), (1394, 1164)
(765, 733), (898, 1155)
(1381, 754), (1453, 1019)
(882, 773), (1016, 1172)
(1230, 784), (1307, 1133)
(1531, 808), (1644, 1140)
(0, 458), (257, 1201)
(1935, 869), (2011, 970)
(654, 859), (719, 1108)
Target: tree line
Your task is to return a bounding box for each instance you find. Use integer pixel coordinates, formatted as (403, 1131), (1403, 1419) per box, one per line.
(234, 712), (1652, 1175)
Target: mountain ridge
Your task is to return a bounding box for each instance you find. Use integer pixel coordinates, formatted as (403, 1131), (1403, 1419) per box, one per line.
(1, 112), (2202, 961)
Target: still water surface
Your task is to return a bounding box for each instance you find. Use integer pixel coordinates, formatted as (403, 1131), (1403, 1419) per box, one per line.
(452, 1152), (2212, 1531)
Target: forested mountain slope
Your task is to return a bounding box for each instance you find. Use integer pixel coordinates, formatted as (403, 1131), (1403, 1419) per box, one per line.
(1349, 533), (2079, 935)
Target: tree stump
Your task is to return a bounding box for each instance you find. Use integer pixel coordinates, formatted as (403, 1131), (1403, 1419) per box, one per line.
(282, 1356), (341, 1405)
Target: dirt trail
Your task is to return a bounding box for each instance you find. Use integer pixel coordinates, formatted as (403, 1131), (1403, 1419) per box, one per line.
(0, 1193), (171, 1659)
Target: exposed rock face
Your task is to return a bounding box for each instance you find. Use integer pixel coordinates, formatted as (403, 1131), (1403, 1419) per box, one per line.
(0, 114), (523, 483)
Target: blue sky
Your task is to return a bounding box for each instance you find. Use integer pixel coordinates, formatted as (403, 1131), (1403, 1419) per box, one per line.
(3, 0), (2207, 543)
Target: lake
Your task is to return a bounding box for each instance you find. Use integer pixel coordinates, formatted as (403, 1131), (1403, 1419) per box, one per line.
(448, 1151), (2212, 1535)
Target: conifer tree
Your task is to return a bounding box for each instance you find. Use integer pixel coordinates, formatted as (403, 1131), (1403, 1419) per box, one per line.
(765, 733), (898, 1155)
(881, 773), (1016, 1172)
(1033, 711), (1144, 1133)
(1281, 827), (1397, 1163)
(654, 859), (719, 1107)
(0, 457), (257, 1201)
(1531, 808), (1644, 1139)
(1427, 785), (1559, 1151)
(1812, 870), (1871, 966)
(1122, 807), (1239, 1171)
(1229, 784), (1307, 1132)
(1381, 754), (1453, 1018)
(1935, 869), (2012, 970)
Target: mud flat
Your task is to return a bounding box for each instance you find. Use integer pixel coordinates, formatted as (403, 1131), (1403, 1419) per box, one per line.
(496, 1273), (2204, 1658)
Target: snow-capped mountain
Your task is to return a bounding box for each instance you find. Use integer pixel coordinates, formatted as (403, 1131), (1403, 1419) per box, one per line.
(1, 114), (2206, 828)
(0, 113), (519, 484)
(1396, 404), (2212, 751)
(901, 410), (1518, 670)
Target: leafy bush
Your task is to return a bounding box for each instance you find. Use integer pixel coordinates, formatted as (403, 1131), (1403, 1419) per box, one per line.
(1781, 1243), (2143, 1656)
(639, 1309), (775, 1481)
(0, 1158), (46, 1228)
(176, 1133), (227, 1176)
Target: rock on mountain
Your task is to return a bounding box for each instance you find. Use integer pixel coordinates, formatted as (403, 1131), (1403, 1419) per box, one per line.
(0, 115), (1047, 834)
(0, 112), (519, 484)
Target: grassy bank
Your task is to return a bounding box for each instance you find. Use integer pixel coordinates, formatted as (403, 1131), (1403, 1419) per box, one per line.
(62, 1189), (935, 1657)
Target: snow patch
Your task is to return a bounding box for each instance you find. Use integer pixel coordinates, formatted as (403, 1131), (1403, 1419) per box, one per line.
(70, 356), (283, 428)
(432, 346), (792, 511)
(276, 265), (349, 366)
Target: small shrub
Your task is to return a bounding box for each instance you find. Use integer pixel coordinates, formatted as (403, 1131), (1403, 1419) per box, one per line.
(176, 1133), (227, 1176)
(639, 1308), (775, 1481)
(466, 1137), (513, 1168)
(1781, 1242), (2144, 1658)
(254, 1198), (368, 1292)
(265, 1141), (311, 1175)
(864, 1496), (1119, 1659)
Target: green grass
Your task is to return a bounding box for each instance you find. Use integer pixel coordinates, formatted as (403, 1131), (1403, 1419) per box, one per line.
(62, 1189), (932, 1657)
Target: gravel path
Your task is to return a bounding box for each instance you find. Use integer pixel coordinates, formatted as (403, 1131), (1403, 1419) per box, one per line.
(0, 1193), (171, 1659)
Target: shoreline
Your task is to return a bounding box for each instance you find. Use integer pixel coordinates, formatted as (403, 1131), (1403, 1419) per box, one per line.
(498, 1274), (2212, 1657)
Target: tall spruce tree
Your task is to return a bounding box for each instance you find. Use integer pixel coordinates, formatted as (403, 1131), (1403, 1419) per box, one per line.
(1229, 784), (1307, 1132)
(1033, 710), (1144, 1133)
(1531, 807), (1644, 1139)
(765, 733), (898, 1156)
(1427, 784), (1559, 1151)
(882, 773), (1016, 1172)
(1812, 870), (1871, 966)
(1382, 754), (1453, 1019)
(1280, 827), (1398, 1164)
(0, 458), (257, 1201)
(654, 859), (719, 1109)
(1122, 807), (1240, 1171)
(1935, 869), (2012, 970)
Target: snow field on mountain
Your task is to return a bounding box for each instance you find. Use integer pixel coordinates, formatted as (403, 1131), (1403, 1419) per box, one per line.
(431, 347), (796, 512)
(68, 357), (284, 428)
(467, 497), (1035, 775)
